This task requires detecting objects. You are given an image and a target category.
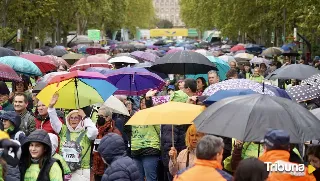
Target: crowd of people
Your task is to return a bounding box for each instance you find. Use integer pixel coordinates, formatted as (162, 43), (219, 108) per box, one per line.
(0, 41), (319, 181)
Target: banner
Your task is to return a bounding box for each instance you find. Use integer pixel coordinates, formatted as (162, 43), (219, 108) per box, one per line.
(150, 29), (188, 37)
(88, 29), (101, 41)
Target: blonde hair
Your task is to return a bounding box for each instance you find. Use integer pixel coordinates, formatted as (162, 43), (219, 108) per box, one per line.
(185, 124), (204, 148)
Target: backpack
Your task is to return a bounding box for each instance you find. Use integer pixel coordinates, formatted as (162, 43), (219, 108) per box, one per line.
(61, 130), (89, 172)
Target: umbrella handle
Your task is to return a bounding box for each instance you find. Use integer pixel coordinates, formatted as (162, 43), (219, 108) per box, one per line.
(172, 125), (174, 148)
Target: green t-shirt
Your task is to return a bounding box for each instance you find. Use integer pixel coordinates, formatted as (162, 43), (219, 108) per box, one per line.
(24, 163), (63, 181)
(58, 125), (91, 169)
(53, 153), (71, 175)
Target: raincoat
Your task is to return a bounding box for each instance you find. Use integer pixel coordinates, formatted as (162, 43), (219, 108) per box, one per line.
(169, 148), (196, 176)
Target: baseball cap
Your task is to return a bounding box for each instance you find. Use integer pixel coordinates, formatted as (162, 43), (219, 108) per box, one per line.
(262, 129), (290, 149)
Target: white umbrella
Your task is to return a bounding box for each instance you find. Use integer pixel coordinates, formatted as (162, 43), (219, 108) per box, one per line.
(195, 49), (213, 56)
(234, 53), (254, 62)
(261, 47), (283, 57)
(218, 55), (236, 63)
(250, 56), (271, 65)
(108, 56), (139, 64)
(95, 95), (130, 116)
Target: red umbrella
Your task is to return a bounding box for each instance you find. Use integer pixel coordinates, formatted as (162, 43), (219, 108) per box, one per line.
(20, 54), (57, 73)
(69, 55), (112, 71)
(86, 47), (106, 55)
(0, 63), (22, 82)
(230, 45), (246, 52)
(45, 55), (70, 68)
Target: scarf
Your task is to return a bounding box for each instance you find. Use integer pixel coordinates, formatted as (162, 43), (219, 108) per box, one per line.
(65, 110), (85, 133)
(4, 125), (15, 133)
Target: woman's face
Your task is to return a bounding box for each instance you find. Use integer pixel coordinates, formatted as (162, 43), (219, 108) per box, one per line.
(140, 99), (146, 110)
(309, 155), (320, 169)
(29, 142), (45, 159)
(37, 101), (48, 116)
(68, 113), (81, 129)
(260, 64), (267, 72)
(244, 65), (250, 72)
(2, 119), (12, 129)
(16, 82), (25, 93)
(125, 102), (132, 111)
(189, 131), (204, 149)
(196, 79), (204, 91)
(178, 81), (185, 90)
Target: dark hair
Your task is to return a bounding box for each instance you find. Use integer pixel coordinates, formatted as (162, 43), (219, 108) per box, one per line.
(13, 93), (28, 103)
(58, 64), (67, 71)
(307, 145), (320, 159)
(12, 75), (30, 92)
(234, 158), (269, 181)
(226, 69), (238, 79)
(0, 81), (9, 95)
(196, 77), (208, 91)
(183, 78), (197, 93)
(24, 142), (49, 169)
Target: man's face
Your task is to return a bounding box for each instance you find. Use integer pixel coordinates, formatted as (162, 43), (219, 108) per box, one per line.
(0, 94), (8, 104)
(37, 101), (48, 116)
(229, 62), (236, 69)
(208, 73), (219, 85)
(13, 95), (27, 112)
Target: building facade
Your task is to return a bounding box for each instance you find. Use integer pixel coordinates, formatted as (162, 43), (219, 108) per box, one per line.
(153, 0), (185, 27)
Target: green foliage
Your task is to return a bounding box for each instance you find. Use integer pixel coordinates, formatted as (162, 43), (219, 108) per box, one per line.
(156, 19), (174, 28)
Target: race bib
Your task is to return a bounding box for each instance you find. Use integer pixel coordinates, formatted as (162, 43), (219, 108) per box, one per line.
(62, 147), (81, 163)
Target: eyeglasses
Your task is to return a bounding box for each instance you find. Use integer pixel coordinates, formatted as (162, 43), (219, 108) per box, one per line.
(69, 116), (80, 121)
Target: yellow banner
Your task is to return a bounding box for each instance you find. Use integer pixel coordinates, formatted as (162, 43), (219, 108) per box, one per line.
(150, 29), (188, 37)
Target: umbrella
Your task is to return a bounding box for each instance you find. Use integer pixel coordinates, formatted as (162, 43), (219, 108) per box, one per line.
(126, 102), (205, 125)
(0, 56), (42, 76)
(150, 50), (217, 74)
(108, 56), (139, 64)
(0, 63), (22, 82)
(45, 56), (70, 68)
(20, 54), (57, 73)
(62, 53), (84, 60)
(134, 44), (147, 50)
(261, 47), (283, 57)
(230, 45), (245, 52)
(86, 47), (106, 55)
(194, 94), (320, 143)
(67, 35), (94, 45)
(132, 62), (168, 79)
(250, 56), (271, 65)
(85, 67), (112, 75)
(45, 47), (68, 57)
(167, 48), (183, 54)
(130, 51), (159, 62)
(30, 49), (45, 56)
(302, 74), (320, 86)
(117, 44), (135, 50)
(234, 53), (254, 62)
(310, 108), (320, 119)
(287, 84), (320, 102)
(262, 84), (291, 99)
(95, 95), (130, 116)
(203, 89), (257, 106)
(266, 64), (320, 80)
(195, 49), (213, 56)
(153, 40), (167, 46)
(103, 67), (165, 96)
(206, 56), (230, 81)
(69, 55), (112, 71)
(37, 71), (117, 109)
(202, 79), (275, 96)
(0, 47), (18, 57)
(218, 55), (236, 63)
(32, 72), (69, 93)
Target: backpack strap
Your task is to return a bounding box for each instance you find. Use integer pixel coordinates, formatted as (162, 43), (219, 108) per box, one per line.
(14, 131), (25, 141)
(66, 129), (86, 143)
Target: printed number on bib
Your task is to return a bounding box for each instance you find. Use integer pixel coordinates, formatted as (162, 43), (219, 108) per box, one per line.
(62, 147), (80, 163)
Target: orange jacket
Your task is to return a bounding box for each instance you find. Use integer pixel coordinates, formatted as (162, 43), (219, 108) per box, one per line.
(173, 159), (232, 181)
(259, 150), (316, 181)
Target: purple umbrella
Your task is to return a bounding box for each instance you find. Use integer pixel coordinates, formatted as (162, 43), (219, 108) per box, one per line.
(130, 51), (159, 62)
(104, 67), (165, 96)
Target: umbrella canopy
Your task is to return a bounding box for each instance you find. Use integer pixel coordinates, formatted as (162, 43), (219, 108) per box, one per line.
(0, 47), (18, 57)
(250, 56), (271, 65)
(67, 35), (94, 45)
(302, 74), (320, 87)
(0, 56), (42, 76)
(203, 89), (257, 105)
(69, 55), (112, 71)
(0, 63), (22, 82)
(266, 64), (320, 80)
(108, 56), (139, 64)
(45, 56), (70, 68)
(32, 71), (68, 93)
(310, 108), (320, 119)
(206, 56), (230, 81)
(153, 40), (167, 46)
(263, 84), (291, 99)
(194, 94), (320, 143)
(261, 47), (283, 57)
(234, 53), (254, 62)
(37, 71), (117, 109)
(103, 67), (165, 96)
(218, 55), (236, 63)
(130, 51), (159, 62)
(86, 47), (106, 55)
(287, 84), (320, 102)
(150, 50), (217, 74)
(126, 102), (205, 125)
(20, 54), (57, 73)
(62, 53), (84, 60)
(95, 95), (130, 116)
(203, 79), (275, 96)
(117, 44), (135, 50)
(195, 49), (213, 56)
(30, 49), (45, 56)
(85, 67), (112, 75)
(45, 47), (68, 57)
(230, 45), (245, 52)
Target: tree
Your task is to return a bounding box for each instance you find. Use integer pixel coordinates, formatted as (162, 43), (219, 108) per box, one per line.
(156, 19), (174, 28)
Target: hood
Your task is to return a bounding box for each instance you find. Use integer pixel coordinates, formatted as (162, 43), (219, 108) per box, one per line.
(48, 133), (58, 156)
(21, 129), (52, 160)
(0, 111), (21, 130)
(170, 90), (188, 103)
(65, 110), (85, 132)
(97, 133), (126, 164)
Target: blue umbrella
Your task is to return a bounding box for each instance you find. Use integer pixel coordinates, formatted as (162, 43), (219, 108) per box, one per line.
(203, 89), (257, 106)
(263, 84), (291, 100)
(281, 43), (296, 51)
(103, 67), (165, 96)
(0, 56), (42, 76)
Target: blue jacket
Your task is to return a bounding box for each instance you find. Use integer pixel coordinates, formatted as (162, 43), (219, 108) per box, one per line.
(98, 133), (141, 181)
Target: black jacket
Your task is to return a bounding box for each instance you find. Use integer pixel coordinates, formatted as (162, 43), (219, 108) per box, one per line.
(19, 129), (64, 181)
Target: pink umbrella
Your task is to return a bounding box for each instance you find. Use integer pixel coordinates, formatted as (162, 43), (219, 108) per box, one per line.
(20, 54), (57, 73)
(69, 55), (112, 71)
(0, 63), (22, 82)
(167, 49), (183, 54)
(230, 45), (245, 52)
(45, 55), (70, 68)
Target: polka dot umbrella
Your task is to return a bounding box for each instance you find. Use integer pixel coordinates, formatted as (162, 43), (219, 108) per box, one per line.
(287, 84), (320, 102)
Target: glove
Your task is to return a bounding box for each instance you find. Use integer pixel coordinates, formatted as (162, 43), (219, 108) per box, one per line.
(1, 139), (20, 167)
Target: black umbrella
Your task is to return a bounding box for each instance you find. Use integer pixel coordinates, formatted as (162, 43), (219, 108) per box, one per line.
(193, 94), (320, 143)
(150, 50), (217, 74)
(0, 47), (17, 57)
(287, 84), (320, 102)
(266, 64), (320, 80)
(45, 47), (68, 57)
(133, 62), (168, 79)
(311, 108), (320, 119)
(153, 40), (167, 46)
(117, 44), (135, 50)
